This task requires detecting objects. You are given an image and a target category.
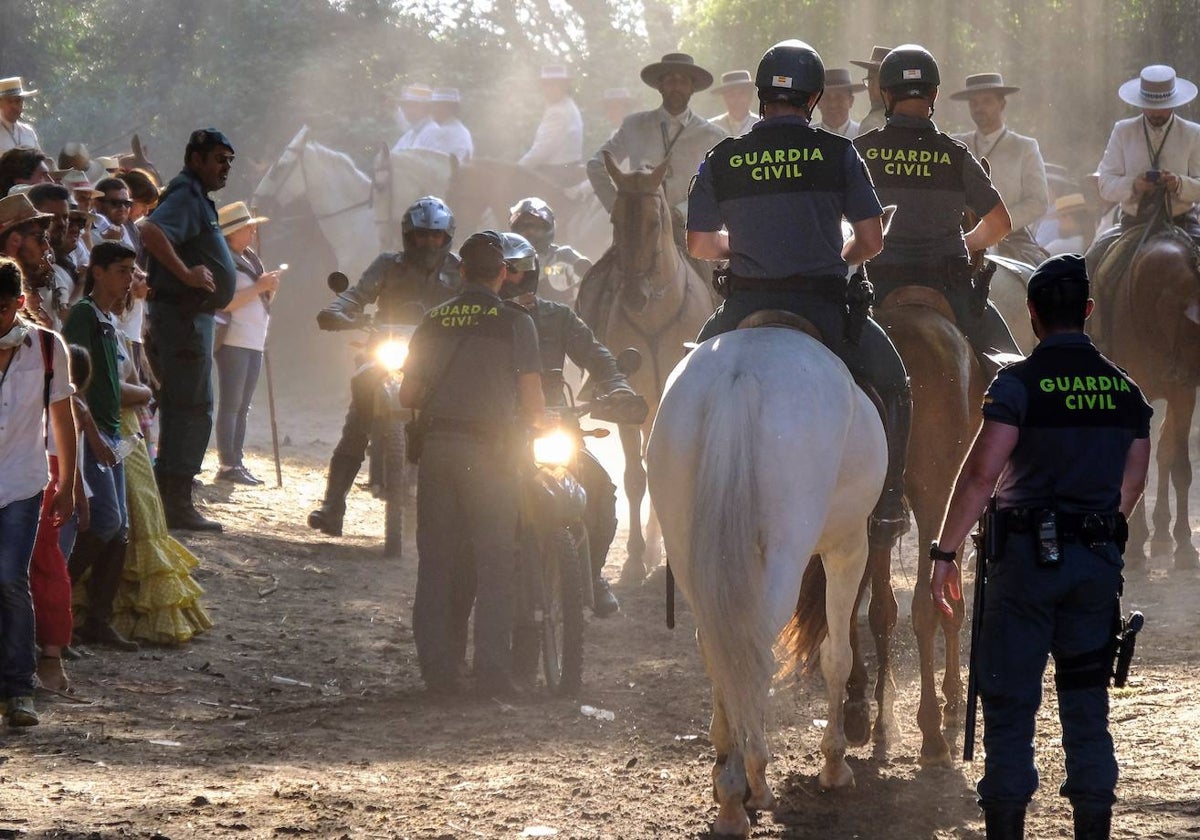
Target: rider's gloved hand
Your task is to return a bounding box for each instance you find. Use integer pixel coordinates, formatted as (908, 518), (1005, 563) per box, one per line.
(316, 309), (358, 331)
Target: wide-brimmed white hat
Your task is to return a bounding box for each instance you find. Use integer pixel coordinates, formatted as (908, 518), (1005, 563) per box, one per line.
(431, 87), (461, 103)
(0, 77), (38, 98)
(1054, 193), (1088, 215)
(60, 169), (104, 198)
(950, 72), (1021, 100)
(399, 83), (433, 103)
(1119, 65), (1197, 109)
(711, 70), (755, 95)
(218, 201), (269, 236)
(540, 64), (572, 81)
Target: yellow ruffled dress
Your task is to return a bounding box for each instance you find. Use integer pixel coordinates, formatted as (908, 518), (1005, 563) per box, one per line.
(109, 406), (214, 644)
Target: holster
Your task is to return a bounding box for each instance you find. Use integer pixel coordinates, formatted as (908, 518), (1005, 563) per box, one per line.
(969, 258), (997, 319)
(404, 413), (426, 464)
(712, 264), (731, 299)
(843, 271), (876, 345)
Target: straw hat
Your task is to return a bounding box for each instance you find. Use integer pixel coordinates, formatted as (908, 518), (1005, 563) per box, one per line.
(950, 72), (1021, 100)
(824, 68), (867, 94)
(218, 201), (269, 236)
(711, 70), (755, 95)
(431, 88), (461, 103)
(1118, 65), (1197, 109)
(58, 142), (90, 172)
(850, 46), (892, 71)
(0, 77), (38, 98)
(0, 194), (52, 239)
(1054, 193), (1088, 215)
(540, 64), (572, 80)
(640, 53), (714, 91)
(60, 169), (104, 198)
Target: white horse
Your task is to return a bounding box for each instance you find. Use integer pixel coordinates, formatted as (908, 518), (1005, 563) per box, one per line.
(986, 255), (1037, 353)
(371, 145), (456, 250)
(646, 326), (887, 838)
(252, 126), (378, 280)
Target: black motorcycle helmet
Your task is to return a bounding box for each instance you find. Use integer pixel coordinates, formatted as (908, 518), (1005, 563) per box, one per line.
(878, 44), (940, 112)
(401, 195), (455, 272)
(755, 40), (825, 116)
(509, 197), (555, 255)
(499, 232), (540, 299)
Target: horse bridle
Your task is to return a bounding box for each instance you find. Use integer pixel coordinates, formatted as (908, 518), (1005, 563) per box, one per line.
(613, 187), (667, 304)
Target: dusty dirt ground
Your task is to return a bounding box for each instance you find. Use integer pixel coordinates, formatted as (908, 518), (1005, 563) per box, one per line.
(2, 397), (1200, 840)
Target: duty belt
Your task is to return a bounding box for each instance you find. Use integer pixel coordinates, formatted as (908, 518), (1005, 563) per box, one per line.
(869, 257), (971, 287)
(1002, 508), (1125, 544)
(728, 273), (847, 299)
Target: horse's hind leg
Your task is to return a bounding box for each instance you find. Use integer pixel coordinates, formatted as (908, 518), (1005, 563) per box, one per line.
(911, 544), (953, 766)
(1167, 390), (1198, 568)
(701, 637), (752, 837)
(843, 565), (872, 748)
(867, 533), (899, 744)
(819, 537), (868, 790)
(1151, 408), (1175, 555)
(618, 424), (648, 585)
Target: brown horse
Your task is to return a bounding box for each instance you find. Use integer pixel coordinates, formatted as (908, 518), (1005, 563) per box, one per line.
(1093, 222), (1200, 569)
(588, 153), (713, 582)
(844, 288), (984, 765)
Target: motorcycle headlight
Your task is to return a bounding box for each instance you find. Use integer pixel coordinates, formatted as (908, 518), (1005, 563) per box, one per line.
(374, 338), (409, 373)
(532, 429), (576, 468)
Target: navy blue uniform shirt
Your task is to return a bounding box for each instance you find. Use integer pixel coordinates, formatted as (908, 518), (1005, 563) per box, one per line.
(983, 332), (1152, 513)
(687, 115), (882, 278)
(146, 169), (237, 311)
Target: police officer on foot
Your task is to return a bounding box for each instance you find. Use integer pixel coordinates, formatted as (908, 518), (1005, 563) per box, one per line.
(854, 45), (1023, 377)
(499, 232), (639, 617)
(930, 254), (1152, 840)
(309, 196), (460, 536)
(687, 39), (912, 535)
(399, 230), (545, 696)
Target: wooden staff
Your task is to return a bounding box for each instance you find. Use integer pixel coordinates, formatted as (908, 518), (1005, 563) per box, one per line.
(251, 203), (284, 488)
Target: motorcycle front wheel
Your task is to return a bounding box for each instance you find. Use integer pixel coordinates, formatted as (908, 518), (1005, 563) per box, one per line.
(541, 527), (584, 695)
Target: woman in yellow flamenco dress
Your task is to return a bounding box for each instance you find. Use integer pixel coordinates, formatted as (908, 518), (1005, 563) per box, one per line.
(76, 302), (213, 644)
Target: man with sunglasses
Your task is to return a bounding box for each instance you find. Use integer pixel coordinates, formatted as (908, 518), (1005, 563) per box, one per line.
(93, 177), (136, 251)
(140, 128), (238, 532)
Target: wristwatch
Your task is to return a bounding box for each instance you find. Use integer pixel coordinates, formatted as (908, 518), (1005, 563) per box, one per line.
(929, 542), (957, 564)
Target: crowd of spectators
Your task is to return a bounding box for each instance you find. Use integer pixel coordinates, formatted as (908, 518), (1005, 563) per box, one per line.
(0, 76), (266, 727)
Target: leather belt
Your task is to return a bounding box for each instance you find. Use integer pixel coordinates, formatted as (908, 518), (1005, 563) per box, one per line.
(1002, 508), (1124, 543)
(728, 273), (846, 297)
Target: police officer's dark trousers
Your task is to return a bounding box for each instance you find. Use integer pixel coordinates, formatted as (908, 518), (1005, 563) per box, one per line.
(149, 302), (216, 479)
(577, 447), (617, 578)
(977, 531), (1122, 824)
(312, 363), (387, 524)
(696, 287), (912, 528)
(414, 430), (519, 691)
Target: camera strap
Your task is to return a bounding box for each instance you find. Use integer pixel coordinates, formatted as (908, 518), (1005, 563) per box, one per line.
(1142, 114), (1175, 171)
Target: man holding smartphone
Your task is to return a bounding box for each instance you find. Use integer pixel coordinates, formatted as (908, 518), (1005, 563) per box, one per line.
(1087, 65), (1200, 336)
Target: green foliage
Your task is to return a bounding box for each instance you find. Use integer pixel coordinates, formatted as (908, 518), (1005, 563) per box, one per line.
(0, 0), (665, 197)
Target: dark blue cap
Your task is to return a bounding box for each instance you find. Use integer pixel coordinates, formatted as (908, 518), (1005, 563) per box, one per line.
(186, 127), (235, 154)
(1027, 253), (1088, 297)
(459, 230), (506, 273)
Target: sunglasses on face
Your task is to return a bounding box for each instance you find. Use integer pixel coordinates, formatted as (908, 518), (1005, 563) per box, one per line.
(103, 198), (133, 208)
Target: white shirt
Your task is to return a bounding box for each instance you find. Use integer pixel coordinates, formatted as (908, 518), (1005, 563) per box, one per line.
(391, 117), (435, 154)
(0, 119), (40, 152)
(0, 325), (72, 508)
(520, 97), (584, 166)
(815, 118), (860, 138)
(223, 267), (271, 352)
(1098, 113), (1200, 218)
(423, 118), (474, 163)
(1045, 234), (1086, 256)
(952, 125), (1050, 233)
(710, 111), (760, 137)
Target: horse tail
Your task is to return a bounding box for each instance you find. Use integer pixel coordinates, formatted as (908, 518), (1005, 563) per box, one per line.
(775, 558), (828, 680)
(688, 367), (774, 751)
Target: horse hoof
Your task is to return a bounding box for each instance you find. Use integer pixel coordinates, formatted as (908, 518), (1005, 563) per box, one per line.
(618, 562), (646, 588)
(872, 715), (898, 746)
(843, 700), (871, 747)
(745, 787), (775, 812)
(1124, 556), (1148, 575)
(917, 745), (954, 768)
(713, 806), (751, 838)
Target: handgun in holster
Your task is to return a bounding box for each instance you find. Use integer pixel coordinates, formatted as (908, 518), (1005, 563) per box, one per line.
(844, 271), (876, 345)
(712, 264), (731, 299)
(969, 257), (997, 318)
(1112, 609), (1145, 688)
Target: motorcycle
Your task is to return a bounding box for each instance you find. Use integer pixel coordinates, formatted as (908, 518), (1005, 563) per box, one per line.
(513, 351), (647, 694)
(325, 272), (423, 558)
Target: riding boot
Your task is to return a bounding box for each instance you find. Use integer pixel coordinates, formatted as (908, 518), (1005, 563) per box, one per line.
(76, 537), (139, 651)
(869, 381), (912, 541)
(983, 807), (1026, 840)
(307, 455), (360, 537)
(1072, 807), (1112, 840)
(158, 470), (223, 533)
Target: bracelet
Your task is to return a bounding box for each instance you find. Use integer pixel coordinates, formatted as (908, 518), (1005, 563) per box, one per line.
(928, 542), (957, 563)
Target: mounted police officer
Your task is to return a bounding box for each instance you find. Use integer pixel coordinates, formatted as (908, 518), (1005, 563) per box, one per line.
(399, 230), (545, 696)
(499, 232), (638, 616)
(854, 45), (1023, 376)
(931, 254), (1152, 840)
(686, 39), (911, 535)
(308, 195), (460, 536)
(509, 197), (591, 307)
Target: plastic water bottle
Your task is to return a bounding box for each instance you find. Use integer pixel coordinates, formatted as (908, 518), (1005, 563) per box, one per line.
(113, 432), (144, 463)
